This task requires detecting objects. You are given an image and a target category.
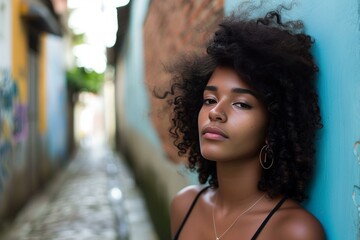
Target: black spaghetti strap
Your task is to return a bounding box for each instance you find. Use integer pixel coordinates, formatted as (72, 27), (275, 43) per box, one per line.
(251, 196), (288, 240)
(173, 186), (210, 240)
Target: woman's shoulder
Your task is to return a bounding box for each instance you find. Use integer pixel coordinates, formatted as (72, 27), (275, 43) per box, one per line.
(271, 198), (326, 240)
(171, 185), (208, 214)
(170, 185), (209, 235)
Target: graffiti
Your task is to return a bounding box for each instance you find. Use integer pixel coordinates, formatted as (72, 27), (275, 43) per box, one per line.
(0, 68), (28, 192)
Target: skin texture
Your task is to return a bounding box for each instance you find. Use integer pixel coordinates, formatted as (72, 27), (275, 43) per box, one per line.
(170, 68), (326, 240)
(198, 67), (268, 163)
(171, 186), (326, 240)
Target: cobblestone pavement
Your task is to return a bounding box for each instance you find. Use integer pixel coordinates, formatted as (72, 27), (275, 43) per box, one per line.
(0, 142), (157, 240)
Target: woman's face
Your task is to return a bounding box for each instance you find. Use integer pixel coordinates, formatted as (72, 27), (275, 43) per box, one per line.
(198, 67), (268, 162)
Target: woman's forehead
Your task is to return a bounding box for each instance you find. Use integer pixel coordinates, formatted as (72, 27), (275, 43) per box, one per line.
(206, 67), (254, 90)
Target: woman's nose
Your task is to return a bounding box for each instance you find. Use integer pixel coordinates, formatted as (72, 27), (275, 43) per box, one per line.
(209, 107), (226, 122)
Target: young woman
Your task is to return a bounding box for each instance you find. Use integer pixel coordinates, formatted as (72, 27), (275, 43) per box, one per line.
(159, 5), (326, 240)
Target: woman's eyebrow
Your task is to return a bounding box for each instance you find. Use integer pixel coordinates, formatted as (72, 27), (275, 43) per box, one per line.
(204, 86), (217, 91)
(232, 88), (258, 98)
(204, 86), (258, 98)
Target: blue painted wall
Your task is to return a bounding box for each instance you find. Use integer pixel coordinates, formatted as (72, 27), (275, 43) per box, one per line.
(45, 35), (68, 161)
(225, 1), (360, 239)
(121, 0), (162, 147)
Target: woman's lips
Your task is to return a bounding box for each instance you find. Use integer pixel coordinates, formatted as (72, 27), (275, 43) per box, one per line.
(201, 126), (228, 140)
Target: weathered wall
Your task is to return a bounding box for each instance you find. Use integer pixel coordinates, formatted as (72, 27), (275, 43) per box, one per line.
(0, 0), (69, 224)
(0, 0), (30, 221)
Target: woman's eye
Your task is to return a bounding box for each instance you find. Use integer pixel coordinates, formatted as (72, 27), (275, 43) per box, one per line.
(203, 98), (216, 105)
(234, 102), (252, 109)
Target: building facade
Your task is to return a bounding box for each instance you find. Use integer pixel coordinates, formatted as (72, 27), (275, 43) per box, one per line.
(0, 0), (70, 223)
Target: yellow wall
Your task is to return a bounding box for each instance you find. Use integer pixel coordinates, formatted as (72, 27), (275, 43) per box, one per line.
(11, 0), (28, 104)
(38, 34), (47, 134)
(11, 0), (47, 134)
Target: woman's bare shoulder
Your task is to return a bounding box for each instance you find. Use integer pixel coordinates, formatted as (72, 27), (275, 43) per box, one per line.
(171, 185), (206, 216)
(170, 185), (207, 235)
(273, 199), (326, 240)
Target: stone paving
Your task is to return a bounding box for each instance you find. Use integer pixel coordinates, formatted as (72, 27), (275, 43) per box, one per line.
(0, 142), (158, 240)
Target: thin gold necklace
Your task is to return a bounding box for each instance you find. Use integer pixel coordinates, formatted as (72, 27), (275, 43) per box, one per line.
(212, 192), (266, 240)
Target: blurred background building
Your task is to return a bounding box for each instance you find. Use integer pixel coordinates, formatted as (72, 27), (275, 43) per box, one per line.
(0, 0), (359, 239)
(0, 0), (70, 221)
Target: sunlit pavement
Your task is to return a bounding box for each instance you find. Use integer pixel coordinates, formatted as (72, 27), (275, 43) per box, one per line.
(0, 139), (157, 240)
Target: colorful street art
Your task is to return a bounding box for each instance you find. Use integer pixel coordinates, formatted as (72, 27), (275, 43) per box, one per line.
(0, 68), (28, 192)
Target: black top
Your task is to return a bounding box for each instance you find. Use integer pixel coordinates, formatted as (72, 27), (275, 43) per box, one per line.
(173, 186), (287, 240)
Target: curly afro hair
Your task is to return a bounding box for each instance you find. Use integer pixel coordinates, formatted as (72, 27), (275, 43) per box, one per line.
(158, 6), (322, 202)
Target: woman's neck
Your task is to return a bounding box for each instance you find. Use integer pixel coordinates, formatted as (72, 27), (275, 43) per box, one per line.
(215, 158), (263, 211)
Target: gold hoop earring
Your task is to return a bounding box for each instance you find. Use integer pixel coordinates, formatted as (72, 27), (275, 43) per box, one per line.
(259, 145), (273, 170)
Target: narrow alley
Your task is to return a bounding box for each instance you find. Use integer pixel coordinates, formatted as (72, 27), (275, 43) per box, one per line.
(0, 139), (157, 240)
(1, 0), (359, 239)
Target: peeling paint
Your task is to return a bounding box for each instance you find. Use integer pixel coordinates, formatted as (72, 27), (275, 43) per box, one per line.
(354, 141), (360, 164)
(354, 141), (360, 237)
